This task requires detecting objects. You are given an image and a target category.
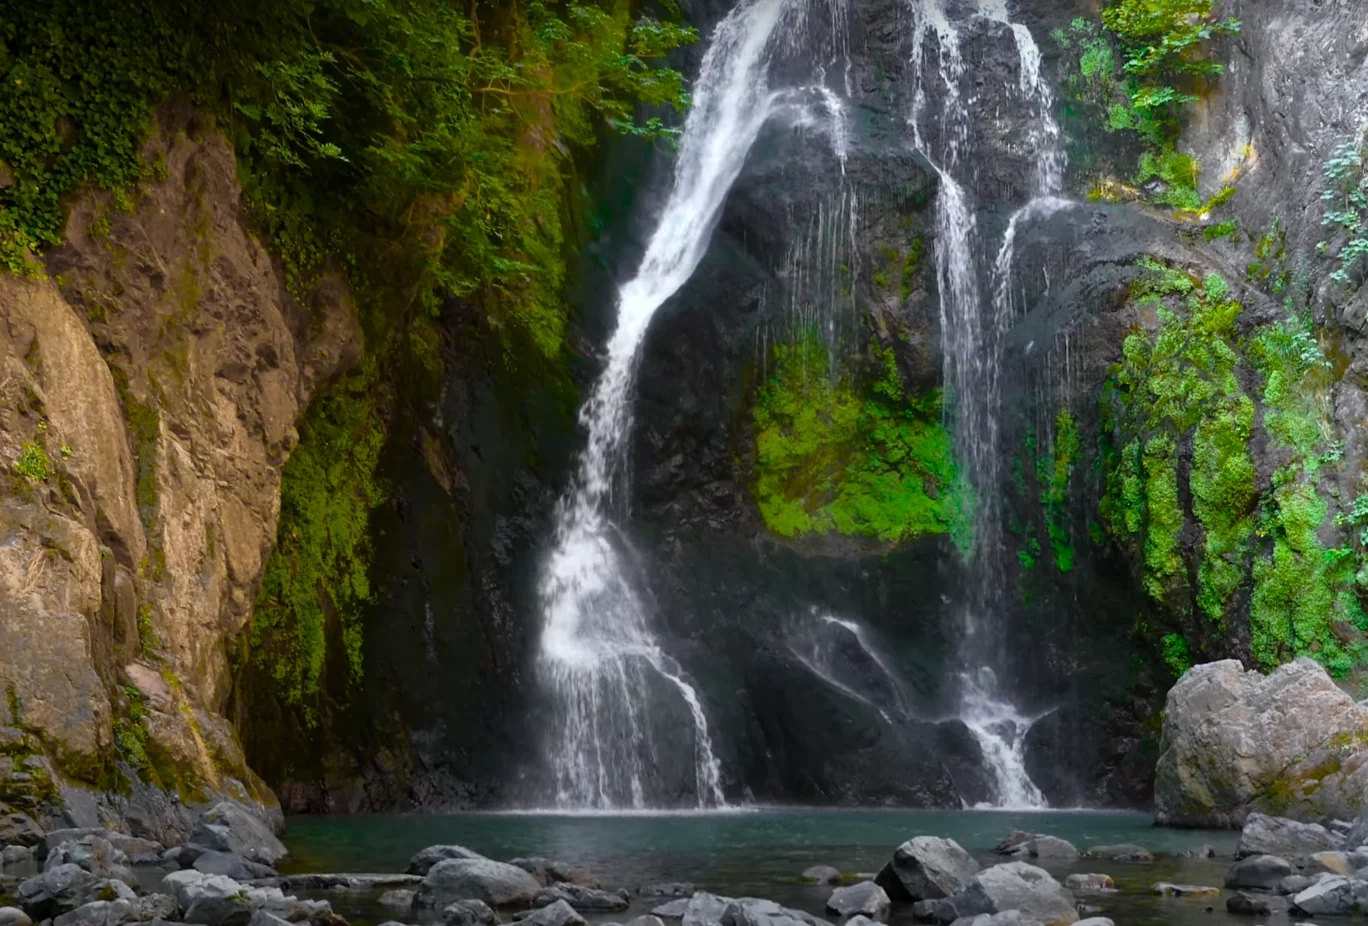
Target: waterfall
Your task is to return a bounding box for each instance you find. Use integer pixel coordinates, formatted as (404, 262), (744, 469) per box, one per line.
(906, 0), (1066, 809)
(537, 0), (843, 810)
(788, 610), (913, 725)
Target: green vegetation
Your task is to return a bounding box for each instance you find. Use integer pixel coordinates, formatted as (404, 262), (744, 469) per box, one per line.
(112, 685), (150, 772)
(1053, 0), (1239, 213)
(12, 441), (50, 483)
(1102, 258), (1368, 677)
(1039, 410), (1081, 572)
(1320, 130), (1368, 287)
(2, 0), (696, 713)
(752, 334), (968, 547)
(251, 360), (387, 715)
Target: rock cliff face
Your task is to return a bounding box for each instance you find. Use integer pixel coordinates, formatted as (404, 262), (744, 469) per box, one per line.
(0, 102), (358, 839)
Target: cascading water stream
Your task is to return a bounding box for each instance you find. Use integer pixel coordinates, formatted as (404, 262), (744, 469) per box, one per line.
(906, 0), (1066, 809)
(537, 0), (846, 810)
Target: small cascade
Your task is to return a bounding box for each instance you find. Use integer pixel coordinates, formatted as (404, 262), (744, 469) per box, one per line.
(787, 610), (912, 724)
(905, 0), (1068, 809)
(537, 0), (853, 810)
(959, 668), (1047, 809)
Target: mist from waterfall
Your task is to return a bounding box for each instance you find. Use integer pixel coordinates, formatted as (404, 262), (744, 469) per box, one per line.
(906, 0), (1066, 809)
(536, 0), (850, 810)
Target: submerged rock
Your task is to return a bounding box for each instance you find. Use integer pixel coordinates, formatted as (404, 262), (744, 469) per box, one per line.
(1155, 659), (1368, 827)
(380, 891), (416, 910)
(1236, 813), (1340, 860)
(639, 884), (695, 899)
(510, 859), (599, 890)
(1082, 844), (1152, 862)
(800, 867), (841, 886)
(414, 859), (541, 909)
(1225, 891), (1285, 916)
(824, 882), (889, 920)
(874, 837), (980, 901)
(1062, 874), (1114, 892)
(1020, 837), (1078, 861)
(1151, 883), (1219, 898)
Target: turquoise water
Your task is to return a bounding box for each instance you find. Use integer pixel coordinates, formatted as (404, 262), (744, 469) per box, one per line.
(283, 808), (1248, 926)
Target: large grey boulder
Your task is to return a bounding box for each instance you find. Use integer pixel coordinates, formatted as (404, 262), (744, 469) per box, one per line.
(531, 884), (629, 912)
(681, 893), (731, 926)
(162, 871), (254, 926)
(1236, 813), (1340, 859)
(414, 858), (542, 908)
(1155, 659), (1368, 827)
(44, 837), (129, 877)
(0, 813), (43, 850)
(1020, 837), (1078, 861)
(53, 895), (178, 926)
(948, 863), (1078, 925)
(1225, 854), (1292, 890)
(407, 846), (486, 877)
(1291, 875), (1368, 916)
(15, 864), (100, 919)
(874, 837), (980, 901)
(721, 897), (827, 926)
(824, 882), (889, 920)
(191, 806), (287, 869)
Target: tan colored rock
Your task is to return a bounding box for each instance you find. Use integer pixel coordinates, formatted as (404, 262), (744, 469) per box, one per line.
(1155, 659), (1368, 827)
(0, 101), (359, 823)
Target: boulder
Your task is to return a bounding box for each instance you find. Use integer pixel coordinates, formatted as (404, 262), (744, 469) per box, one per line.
(1062, 874), (1114, 892)
(1082, 844), (1152, 862)
(1304, 850), (1354, 876)
(1151, 883), (1219, 897)
(191, 805), (287, 869)
(248, 913), (293, 926)
(842, 918), (880, 926)
(259, 874), (420, 893)
(0, 909), (31, 926)
(911, 898), (956, 924)
(1074, 920), (1114, 926)
(640, 885), (695, 898)
(681, 893), (731, 926)
(191, 854), (276, 882)
(948, 863), (1078, 925)
(520, 901), (586, 926)
(510, 859), (598, 890)
(15, 864), (100, 919)
(1291, 875), (1368, 916)
(721, 897), (826, 926)
(800, 867), (842, 886)
(0, 814), (43, 850)
(44, 837), (130, 878)
(947, 913), (1031, 926)
(53, 895), (178, 926)
(407, 846), (486, 877)
(629, 917), (667, 926)
(1182, 845), (1217, 859)
(874, 838), (980, 901)
(1155, 659), (1368, 827)
(824, 882), (889, 920)
(414, 858), (542, 909)
(1236, 813), (1340, 859)
(1279, 874), (1319, 895)
(1345, 808), (1368, 850)
(441, 900), (497, 926)
(531, 885), (629, 912)
(992, 834), (1034, 856)
(1225, 892), (1286, 916)
(1225, 854), (1292, 890)
(1021, 837), (1078, 861)
(162, 871), (254, 926)
(651, 899), (691, 919)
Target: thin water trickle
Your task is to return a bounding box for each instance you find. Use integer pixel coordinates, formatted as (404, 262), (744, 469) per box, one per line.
(906, 0), (1067, 809)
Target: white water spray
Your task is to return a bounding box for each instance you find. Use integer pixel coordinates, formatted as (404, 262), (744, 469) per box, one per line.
(906, 0), (1067, 810)
(537, 0), (847, 809)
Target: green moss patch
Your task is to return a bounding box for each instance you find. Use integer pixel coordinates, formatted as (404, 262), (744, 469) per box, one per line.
(752, 334), (968, 547)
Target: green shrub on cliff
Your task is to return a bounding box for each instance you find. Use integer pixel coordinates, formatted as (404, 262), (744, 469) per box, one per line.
(1102, 259), (1368, 678)
(752, 335), (968, 547)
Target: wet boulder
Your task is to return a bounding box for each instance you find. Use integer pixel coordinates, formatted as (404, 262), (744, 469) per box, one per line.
(824, 882), (889, 920)
(441, 899), (496, 926)
(1062, 875), (1114, 892)
(1155, 659), (1368, 827)
(874, 837), (980, 901)
(1225, 854), (1292, 890)
(521, 901), (586, 926)
(414, 858), (542, 909)
(408, 846), (486, 877)
(1236, 813), (1340, 859)
(948, 863), (1078, 925)
(1225, 892), (1286, 916)
(1019, 837), (1078, 861)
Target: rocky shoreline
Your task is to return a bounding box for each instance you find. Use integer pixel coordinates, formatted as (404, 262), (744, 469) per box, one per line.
(10, 801), (1368, 926)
